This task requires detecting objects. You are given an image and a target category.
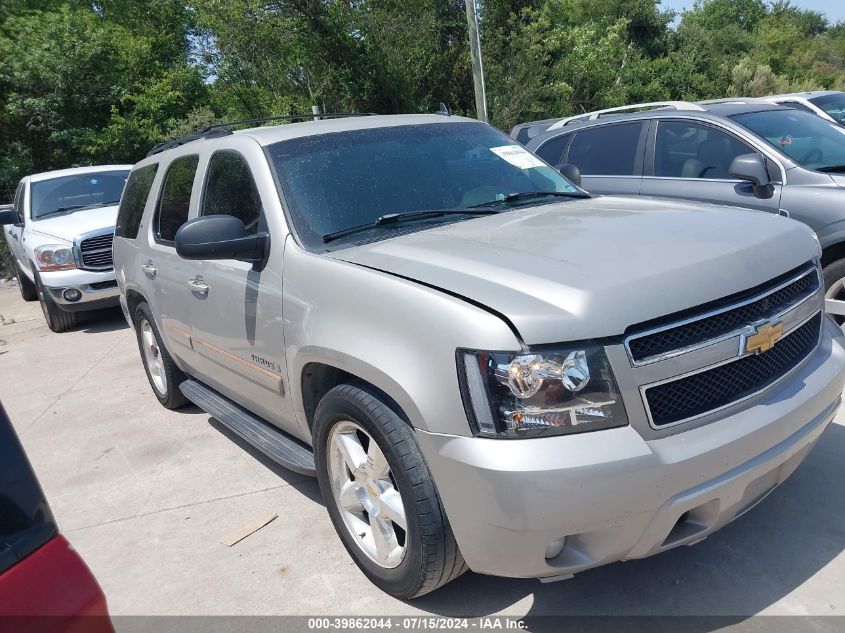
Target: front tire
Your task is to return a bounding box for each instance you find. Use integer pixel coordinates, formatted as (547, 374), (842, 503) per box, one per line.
(133, 302), (188, 409)
(35, 273), (78, 332)
(313, 383), (466, 599)
(14, 261), (37, 301)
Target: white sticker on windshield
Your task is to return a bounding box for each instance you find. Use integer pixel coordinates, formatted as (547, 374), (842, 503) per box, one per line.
(490, 145), (546, 169)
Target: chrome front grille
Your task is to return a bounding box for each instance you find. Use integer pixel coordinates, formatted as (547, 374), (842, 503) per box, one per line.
(622, 262), (824, 430)
(644, 313), (821, 427)
(627, 264), (819, 365)
(79, 232), (114, 271)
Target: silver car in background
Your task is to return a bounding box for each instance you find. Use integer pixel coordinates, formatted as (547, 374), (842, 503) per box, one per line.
(114, 113), (845, 598)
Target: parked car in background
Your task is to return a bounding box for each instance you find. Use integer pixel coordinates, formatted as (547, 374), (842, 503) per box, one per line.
(515, 101), (845, 311)
(0, 403), (113, 631)
(114, 113), (845, 598)
(760, 91), (845, 126)
(0, 166), (131, 332)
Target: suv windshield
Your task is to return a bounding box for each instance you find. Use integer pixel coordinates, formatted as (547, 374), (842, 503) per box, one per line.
(809, 93), (845, 125)
(266, 122), (581, 248)
(31, 170), (130, 220)
(732, 109), (845, 171)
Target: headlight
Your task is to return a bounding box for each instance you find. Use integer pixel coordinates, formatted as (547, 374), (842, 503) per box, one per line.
(457, 342), (628, 438)
(34, 244), (76, 271)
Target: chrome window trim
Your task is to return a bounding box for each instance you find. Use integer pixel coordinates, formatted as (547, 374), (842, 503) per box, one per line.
(73, 227), (115, 271)
(639, 309), (823, 430)
(625, 264), (819, 367)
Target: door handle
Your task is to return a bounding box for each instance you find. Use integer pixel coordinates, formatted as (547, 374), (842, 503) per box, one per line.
(188, 278), (209, 296)
(141, 263), (157, 279)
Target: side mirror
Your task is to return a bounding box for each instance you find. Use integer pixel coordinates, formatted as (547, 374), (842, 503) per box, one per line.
(0, 208), (20, 226)
(556, 163), (581, 187)
(175, 215), (268, 263)
(729, 153), (773, 199)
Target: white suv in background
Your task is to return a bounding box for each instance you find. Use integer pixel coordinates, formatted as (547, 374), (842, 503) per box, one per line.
(1, 165), (131, 332)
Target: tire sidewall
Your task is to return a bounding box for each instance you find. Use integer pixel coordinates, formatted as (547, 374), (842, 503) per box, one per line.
(134, 302), (172, 405)
(313, 387), (426, 596)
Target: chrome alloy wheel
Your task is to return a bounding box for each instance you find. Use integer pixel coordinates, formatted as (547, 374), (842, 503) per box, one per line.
(327, 420), (407, 568)
(140, 318), (167, 395)
(825, 276), (845, 325)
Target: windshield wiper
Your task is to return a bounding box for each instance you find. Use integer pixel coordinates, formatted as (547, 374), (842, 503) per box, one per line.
(36, 204), (90, 218)
(322, 209), (499, 244)
(36, 200), (121, 219)
(816, 165), (845, 173)
(468, 190), (589, 208)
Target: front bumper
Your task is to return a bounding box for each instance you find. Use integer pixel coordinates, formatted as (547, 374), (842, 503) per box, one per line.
(40, 268), (119, 311)
(417, 316), (845, 579)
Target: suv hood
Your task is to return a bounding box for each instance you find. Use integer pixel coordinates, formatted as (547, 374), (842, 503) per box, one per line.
(331, 196), (818, 344)
(29, 206), (118, 242)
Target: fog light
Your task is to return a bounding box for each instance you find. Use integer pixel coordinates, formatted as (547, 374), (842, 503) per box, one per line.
(63, 288), (82, 302)
(545, 537), (566, 560)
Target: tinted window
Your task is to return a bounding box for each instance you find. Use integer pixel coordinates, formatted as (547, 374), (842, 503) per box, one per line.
(534, 134), (571, 166)
(778, 100), (817, 115)
(565, 123), (641, 175)
(30, 170), (129, 220)
(0, 404), (57, 575)
(655, 121), (751, 179)
(808, 93), (845, 125)
(115, 164), (158, 239)
(155, 155), (198, 242)
(201, 152), (262, 234)
(267, 122), (581, 249)
(732, 109), (845, 170)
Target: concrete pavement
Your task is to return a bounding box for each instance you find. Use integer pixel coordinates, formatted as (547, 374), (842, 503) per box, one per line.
(1, 283), (844, 618)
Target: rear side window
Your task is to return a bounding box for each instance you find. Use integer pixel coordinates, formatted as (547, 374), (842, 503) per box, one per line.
(115, 164), (158, 239)
(534, 134), (571, 167)
(565, 123), (642, 175)
(655, 121), (751, 179)
(155, 155), (199, 243)
(201, 152), (262, 235)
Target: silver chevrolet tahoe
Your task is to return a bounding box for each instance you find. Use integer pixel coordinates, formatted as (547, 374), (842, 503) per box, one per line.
(113, 113), (845, 598)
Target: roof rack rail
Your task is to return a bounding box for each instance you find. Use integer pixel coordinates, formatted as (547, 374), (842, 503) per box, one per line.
(546, 101), (706, 130)
(146, 112), (377, 157)
(696, 97), (771, 105)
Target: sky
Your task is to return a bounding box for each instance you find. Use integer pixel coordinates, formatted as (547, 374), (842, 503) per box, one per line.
(660, 0), (845, 24)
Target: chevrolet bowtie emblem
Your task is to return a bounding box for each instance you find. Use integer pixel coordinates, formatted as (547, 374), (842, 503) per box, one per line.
(745, 321), (784, 354)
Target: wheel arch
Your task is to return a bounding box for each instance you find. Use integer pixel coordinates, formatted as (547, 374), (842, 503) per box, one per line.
(821, 239), (845, 268)
(297, 352), (420, 437)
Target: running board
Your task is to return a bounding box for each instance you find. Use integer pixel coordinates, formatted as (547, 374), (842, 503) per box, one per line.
(179, 379), (316, 477)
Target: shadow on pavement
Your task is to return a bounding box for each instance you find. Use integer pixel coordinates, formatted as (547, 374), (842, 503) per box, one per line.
(411, 422), (845, 626)
(76, 306), (129, 333)
(207, 417), (323, 503)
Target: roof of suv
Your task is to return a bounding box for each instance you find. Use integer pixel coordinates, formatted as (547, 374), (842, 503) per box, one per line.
(766, 90), (839, 100)
(519, 102), (791, 144)
(235, 114), (478, 146)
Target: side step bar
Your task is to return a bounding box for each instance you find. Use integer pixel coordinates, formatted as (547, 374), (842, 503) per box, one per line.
(180, 379), (316, 477)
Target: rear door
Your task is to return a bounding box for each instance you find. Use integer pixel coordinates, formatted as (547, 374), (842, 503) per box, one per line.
(143, 153), (203, 370)
(533, 121), (646, 195)
(181, 138), (296, 434)
(640, 119), (783, 212)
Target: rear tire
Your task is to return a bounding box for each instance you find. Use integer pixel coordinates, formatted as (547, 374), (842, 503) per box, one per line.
(35, 273), (78, 333)
(133, 301), (188, 409)
(14, 261), (37, 301)
(822, 258), (845, 325)
(313, 382), (466, 599)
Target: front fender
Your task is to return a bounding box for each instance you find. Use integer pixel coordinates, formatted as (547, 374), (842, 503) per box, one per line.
(283, 242), (520, 435)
